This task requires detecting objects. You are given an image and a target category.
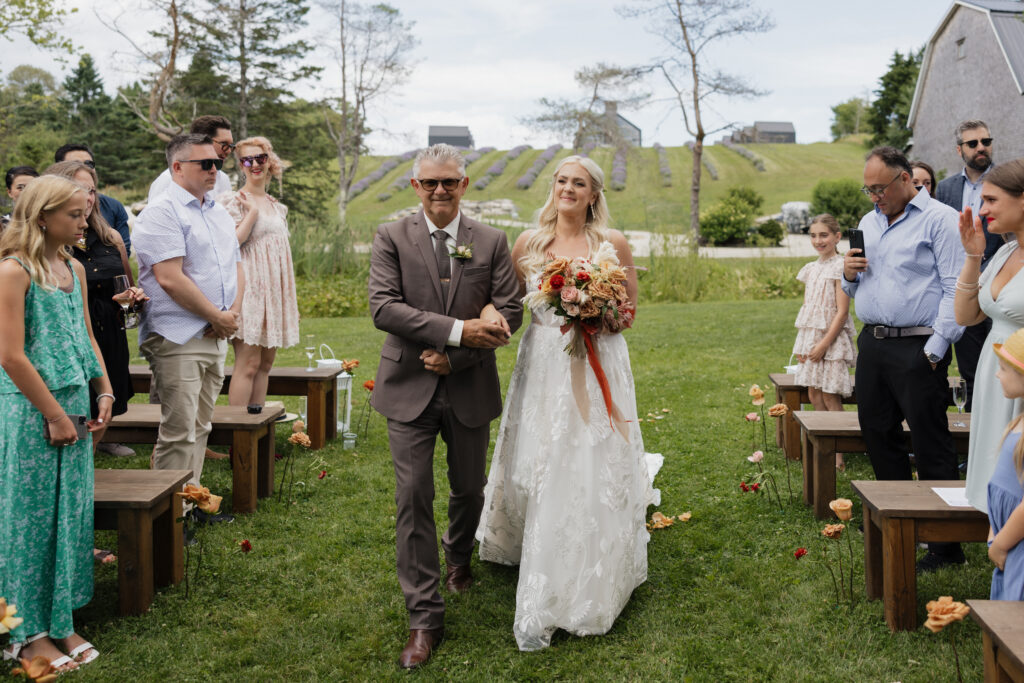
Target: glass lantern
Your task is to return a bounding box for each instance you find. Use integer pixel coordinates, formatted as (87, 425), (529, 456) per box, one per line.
(337, 371), (353, 433)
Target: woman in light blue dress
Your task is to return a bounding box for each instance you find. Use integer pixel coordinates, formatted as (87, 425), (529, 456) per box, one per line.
(0, 176), (112, 672)
(955, 159), (1024, 513)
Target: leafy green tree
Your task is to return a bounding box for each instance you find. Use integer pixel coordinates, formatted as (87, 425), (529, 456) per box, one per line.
(810, 178), (873, 234)
(62, 55), (108, 133)
(0, 64), (66, 171)
(867, 49), (922, 150)
(184, 0), (320, 138)
(0, 0), (76, 52)
(830, 97), (869, 141)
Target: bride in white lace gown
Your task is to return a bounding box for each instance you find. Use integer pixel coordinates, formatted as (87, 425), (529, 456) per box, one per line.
(476, 155), (660, 651)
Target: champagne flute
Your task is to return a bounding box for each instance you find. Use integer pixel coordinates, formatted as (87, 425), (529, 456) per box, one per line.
(305, 334), (316, 372)
(951, 377), (967, 427)
(113, 275), (132, 331)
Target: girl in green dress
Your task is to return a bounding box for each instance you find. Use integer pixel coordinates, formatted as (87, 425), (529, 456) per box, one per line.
(0, 175), (113, 672)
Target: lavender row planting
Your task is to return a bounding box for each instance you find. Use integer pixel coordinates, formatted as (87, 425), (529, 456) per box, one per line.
(719, 139), (765, 172)
(685, 141), (719, 180)
(654, 143), (671, 187)
(516, 144), (562, 190)
(474, 144), (530, 190)
(609, 147), (627, 191)
(579, 141), (597, 158)
(463, 146), (496, 166)
(350, 148), (419, 197)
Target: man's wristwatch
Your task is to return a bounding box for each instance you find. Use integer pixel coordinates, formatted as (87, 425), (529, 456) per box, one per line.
(924, 351), (942, 364)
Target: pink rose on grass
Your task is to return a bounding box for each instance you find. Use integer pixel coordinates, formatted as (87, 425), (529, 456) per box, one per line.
(745, 412), (760, 422)
(747, 451), (764, 463)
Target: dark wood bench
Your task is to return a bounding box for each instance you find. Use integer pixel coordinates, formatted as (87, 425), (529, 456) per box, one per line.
(130, 364), (341, 450)
(793, 410), (970, 519)
(101, 403), (282, 513)
(94, 468), (191, 615)
(967, 600), (1024, 682)
(769, 373), (959, 463)
(851, 479), (989, 632)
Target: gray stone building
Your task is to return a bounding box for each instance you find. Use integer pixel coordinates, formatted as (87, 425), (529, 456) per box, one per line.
(583, 101), (642, 147)
(730, 122), (796, 143)
(907, 0), (1024, 175)
(428, 125), (474, 148)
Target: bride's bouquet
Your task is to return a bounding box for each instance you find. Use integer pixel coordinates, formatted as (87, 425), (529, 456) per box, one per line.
(523, 241), (635, 438)
(523, 241), (635, 359)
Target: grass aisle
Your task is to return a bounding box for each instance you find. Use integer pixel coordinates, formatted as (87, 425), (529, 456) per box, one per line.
(78, 300), (988, 681)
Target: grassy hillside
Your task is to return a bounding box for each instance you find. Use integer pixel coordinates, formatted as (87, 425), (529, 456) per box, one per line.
(341, 138), (869, 235)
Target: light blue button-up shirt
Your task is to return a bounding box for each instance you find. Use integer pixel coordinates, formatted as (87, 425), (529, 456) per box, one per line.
(960, 167), (989, 217)
(134, 181), (241, 345)
(841, 189), (965, 358)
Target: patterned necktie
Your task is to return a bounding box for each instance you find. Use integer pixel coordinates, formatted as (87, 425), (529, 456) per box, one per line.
(432, 230), (451, 302)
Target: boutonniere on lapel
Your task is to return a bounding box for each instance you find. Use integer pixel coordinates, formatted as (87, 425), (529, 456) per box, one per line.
(450, 243), (473, 260)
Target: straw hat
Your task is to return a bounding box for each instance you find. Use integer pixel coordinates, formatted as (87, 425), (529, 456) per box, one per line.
(993, 328), (1024, 375)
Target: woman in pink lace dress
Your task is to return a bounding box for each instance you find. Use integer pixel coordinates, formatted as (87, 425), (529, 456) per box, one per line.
(218, 136), (299, 408)
(792, 213), (857, 469)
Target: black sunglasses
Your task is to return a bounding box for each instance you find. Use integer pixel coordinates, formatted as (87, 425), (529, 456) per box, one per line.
(240, 153), (269, 167)
(180, 158), (224, 171)
(417, 178), (463, 191)
(81, 160), (96, 169)
(959, 137), (993, 149)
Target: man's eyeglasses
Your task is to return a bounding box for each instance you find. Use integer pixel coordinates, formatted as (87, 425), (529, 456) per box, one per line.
(213, 140), (236, 153)
(180, 158), (224, 171)
(861, 172), (903, 199)
(240, 153), (269, 167)
(958, 137), (993, 149)
(416, 178), (463, 191)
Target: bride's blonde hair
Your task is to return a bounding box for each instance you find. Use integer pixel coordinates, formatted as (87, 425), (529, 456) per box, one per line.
(0, 175), (82, 289)
(519, 155), (611, 274)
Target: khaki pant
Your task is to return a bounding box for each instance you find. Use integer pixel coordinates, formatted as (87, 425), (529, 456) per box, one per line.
(140, 334), (226, 487)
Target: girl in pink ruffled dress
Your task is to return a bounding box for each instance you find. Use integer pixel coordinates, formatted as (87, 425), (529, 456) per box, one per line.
(792, 213), (857, 469)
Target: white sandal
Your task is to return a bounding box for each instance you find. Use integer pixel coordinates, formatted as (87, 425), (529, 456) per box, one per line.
(2, 631), (77, 671)
(68, 641), (99, 665)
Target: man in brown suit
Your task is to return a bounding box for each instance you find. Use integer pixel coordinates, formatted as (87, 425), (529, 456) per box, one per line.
(368, 143), (523, 669)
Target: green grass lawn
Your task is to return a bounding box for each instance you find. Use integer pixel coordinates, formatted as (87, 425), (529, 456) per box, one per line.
(68, 299), (988, 681)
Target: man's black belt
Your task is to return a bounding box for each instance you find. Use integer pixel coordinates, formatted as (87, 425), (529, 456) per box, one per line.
(867, 325), (934, 339)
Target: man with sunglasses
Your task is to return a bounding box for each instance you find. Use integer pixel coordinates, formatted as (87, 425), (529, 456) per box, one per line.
(132, 134), (243, 521)
(54, 143), (133, 257)
(843, 146), (966, 573)
(935, 120), (1002, 412)
(147, 115), (234, 204)
(369, 143), (522, 669)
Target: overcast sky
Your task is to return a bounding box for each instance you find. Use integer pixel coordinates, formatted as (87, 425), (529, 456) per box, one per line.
(4, 1), (956, 153)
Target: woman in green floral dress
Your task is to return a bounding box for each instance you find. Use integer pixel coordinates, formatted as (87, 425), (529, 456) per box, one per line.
(0, 175), (113, 672)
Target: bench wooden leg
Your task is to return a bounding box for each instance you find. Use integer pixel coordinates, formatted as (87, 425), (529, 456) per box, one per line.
(153, 494), (184, 588)
(863, 506), (883, 600)
(783, 389), (802, 461)
(307, 383), (327, 450)
(995, 643), (1024, 682)
(773, 384), (784, 448)
(813, 437), (837, 520)
(882, 516), (917, 631)
(802, 429), (814, 507)
(232, 430), (258, 514)
(116, 508), (155, 616)
(325, 378), (338, 442)
(257, 423), (275, 499)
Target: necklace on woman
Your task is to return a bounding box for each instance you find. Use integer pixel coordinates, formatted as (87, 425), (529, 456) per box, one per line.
(47, 258), (70, 288)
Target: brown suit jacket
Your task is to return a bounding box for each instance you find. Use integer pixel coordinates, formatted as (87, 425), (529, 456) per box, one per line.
(368, 211), (523, 427)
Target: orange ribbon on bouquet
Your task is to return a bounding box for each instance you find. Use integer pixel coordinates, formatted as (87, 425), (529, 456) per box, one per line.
(569, 327), (631, 442)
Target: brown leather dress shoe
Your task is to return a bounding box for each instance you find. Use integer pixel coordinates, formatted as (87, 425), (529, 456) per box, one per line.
(398, 628), (444, 669)
(445, 563), (473, 593)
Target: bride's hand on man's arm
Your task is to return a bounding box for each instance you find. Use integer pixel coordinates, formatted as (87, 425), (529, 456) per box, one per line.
(480, 303), (510, 336)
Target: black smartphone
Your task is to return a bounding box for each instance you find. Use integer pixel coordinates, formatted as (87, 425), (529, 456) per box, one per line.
(44, 414), (89, 442)
(848, 229), (866, 258)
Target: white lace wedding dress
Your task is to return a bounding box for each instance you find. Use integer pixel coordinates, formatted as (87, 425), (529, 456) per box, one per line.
(476, 268), (661, 651)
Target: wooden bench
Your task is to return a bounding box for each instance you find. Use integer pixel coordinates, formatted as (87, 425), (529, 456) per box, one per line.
(769, 373), (959, 463)
(850, 479), (989, 632)
(101, 403), (282, 513)
(94, 468), (191, 616)
(967, 600), (1024, 682)
(793, 410), (970, 519)
(130, 364), (341, 450)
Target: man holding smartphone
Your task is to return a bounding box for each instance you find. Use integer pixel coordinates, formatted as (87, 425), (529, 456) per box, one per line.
(843, 146), (966, 573)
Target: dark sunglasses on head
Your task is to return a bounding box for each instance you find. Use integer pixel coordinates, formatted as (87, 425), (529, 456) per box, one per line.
(180, 158), (224, 171)
(417, 177), (462, 191)
(241, 153), (269, 167)
(960, 137), (993, 149)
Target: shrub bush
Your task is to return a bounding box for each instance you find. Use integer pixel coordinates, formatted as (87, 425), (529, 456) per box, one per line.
(756, 219), (785, 245)
(725, 186), (764, 214)
(700, 197), (755, 245)
(809, 178), (873, 233)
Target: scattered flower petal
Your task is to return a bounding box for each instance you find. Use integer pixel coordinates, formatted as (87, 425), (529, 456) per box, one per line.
(794, 547), (807, 559)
